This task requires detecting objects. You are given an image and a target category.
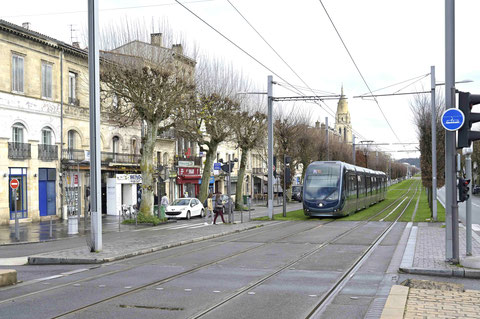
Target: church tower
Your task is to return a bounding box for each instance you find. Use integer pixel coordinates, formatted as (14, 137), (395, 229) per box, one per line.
(334, 85), (353, 144)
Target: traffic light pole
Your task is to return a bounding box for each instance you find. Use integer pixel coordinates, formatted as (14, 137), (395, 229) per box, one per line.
(352, 135), (356, 165)
(445, 0), (458, 263)
(465, 151), (472, 255)
(431, 66), (438, 222)
(325, 117), (329, 161)
(283, 155), (287, 217)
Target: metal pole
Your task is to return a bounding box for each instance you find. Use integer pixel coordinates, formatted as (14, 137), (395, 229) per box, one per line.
(267, 75), (274, 220)
(431, 66), (438, 221)
(14, 188), (19, 241)
(283, 155), (287, 217)
(352, 135), (356, 165)
(227, 168), (232, 223)
(88, 0), (102, 251)
(445, 0), (457, 262)
(466, 152), (473, 255)
(325, 117), (329, 161)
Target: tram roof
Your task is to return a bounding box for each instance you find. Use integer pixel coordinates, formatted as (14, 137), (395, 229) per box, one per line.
(308, 161), (386, 177)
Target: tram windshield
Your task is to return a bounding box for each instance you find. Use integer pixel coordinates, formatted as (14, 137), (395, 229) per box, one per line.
(305, 164), (341, 201)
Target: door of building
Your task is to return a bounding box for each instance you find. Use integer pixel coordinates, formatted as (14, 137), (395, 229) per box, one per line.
(39, 168), (56, 216)
(9, 167), (27, 220)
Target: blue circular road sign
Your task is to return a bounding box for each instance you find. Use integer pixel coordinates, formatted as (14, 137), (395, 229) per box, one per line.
(441, 108), (465, 131)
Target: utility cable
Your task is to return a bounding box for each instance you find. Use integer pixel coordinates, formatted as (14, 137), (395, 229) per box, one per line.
(317, 0), (402, 143)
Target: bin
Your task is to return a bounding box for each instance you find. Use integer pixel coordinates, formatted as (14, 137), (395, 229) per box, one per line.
(243, 195), (248, 205)
(154, 205), (159, 217)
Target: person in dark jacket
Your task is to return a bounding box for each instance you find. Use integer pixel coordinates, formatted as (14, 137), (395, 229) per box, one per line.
(213, 192), (226, 224)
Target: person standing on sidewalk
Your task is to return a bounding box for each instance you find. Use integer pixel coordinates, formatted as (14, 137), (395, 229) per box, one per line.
(214, 192), (226, 224)
(160, 193), (169, 219)
(204, 193), (214, 225)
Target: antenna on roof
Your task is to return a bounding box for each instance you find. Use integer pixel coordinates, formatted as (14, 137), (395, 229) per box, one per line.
(68, 24), (78, 45)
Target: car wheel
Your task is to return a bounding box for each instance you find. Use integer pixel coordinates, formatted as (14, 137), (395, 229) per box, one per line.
(200, 209), (205, 217)
(186, 211), (191, 220)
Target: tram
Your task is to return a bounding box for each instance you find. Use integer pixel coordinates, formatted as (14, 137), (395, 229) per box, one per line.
(303, 161), (387, 217)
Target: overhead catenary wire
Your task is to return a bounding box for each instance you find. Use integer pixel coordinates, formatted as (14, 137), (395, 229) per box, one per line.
(317, 0), (402, 143)
(225, 0), (368, 141)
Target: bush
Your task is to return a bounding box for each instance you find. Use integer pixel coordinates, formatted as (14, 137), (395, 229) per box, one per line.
(122, 213), (167, 226)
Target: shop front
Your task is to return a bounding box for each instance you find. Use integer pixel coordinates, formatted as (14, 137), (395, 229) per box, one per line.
(176, 167), (201, 198)
(106, 174), (142, 216)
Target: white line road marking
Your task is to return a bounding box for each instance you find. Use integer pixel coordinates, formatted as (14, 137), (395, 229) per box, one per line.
(60, 268), (89, 276)
(36, 275), (63, 282)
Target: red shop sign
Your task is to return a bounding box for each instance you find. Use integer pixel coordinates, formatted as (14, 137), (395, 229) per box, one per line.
(178, 167), (200, 176)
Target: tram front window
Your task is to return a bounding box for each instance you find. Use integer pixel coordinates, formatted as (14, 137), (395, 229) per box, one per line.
(305, 164), (340, 201)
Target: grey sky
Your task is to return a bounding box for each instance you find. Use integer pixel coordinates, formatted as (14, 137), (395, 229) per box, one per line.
(2, 0), (480, 159)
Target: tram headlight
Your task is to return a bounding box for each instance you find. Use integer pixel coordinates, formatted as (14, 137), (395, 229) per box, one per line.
(326, 191), (338, 201)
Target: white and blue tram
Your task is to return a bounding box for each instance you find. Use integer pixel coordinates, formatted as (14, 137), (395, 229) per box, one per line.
(303, 161), (387, 217)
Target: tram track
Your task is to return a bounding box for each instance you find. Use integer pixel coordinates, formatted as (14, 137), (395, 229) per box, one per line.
(1, 180), (420, 318)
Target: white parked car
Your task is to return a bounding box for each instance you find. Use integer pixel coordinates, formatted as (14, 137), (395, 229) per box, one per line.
(165, 198), (205, 219)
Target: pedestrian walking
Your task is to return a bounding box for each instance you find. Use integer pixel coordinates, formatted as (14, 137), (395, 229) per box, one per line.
(204, 193), (214, 225)
(213, 192), (226, 224)
(160, 193), (169, 219)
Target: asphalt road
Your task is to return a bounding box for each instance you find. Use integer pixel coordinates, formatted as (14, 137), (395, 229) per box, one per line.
(437, 187), (480, 224)
(1, 218), (412, 319)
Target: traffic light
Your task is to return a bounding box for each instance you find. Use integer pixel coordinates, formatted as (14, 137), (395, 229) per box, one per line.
(285, 166), (291, 182)
(457, 91), (480, 148)
(221, 162), (234, 173)
(273, 156), (277, 178)
(458, 178), (470, 202)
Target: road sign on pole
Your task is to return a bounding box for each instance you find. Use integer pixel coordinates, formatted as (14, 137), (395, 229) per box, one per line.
(441, 108), (465, 131)
(10, 178), (19, 189)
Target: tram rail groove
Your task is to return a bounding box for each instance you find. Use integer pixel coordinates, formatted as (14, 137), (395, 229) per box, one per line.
(49, 180), (418, 318)
(2, 180), (419, 319)
(306, 180), (420, 318)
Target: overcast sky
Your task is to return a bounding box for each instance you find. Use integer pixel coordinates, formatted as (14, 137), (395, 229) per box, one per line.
(2, 0), (480, 159)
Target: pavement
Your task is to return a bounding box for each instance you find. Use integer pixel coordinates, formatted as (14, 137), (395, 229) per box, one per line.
(4, 193), (480, 318)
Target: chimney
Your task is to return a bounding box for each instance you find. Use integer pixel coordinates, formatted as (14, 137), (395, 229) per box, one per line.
(72, 42), (80, 48)
(315, 120), (320, 129)
(172, 44), (183, 55)
(22, 22), (31, 30)
(150, 33), (163, 47)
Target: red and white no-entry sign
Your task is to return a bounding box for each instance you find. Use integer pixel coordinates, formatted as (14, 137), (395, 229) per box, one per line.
(10, 178), (19, 190)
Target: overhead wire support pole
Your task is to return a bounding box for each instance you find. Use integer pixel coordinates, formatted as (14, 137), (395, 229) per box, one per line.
(445, 0), (458, 263)
(431, 66), (438, 222)
(88, 0), (102, 252)
(267, 76), (274, 220)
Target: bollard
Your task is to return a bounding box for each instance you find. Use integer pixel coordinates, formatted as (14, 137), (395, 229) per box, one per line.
(240, 202), (243, 223)
(118, 210), (121, 232)
(14, 189), (19, 242)
(248, 197), (251, 222)
(49, 216), (53, 238)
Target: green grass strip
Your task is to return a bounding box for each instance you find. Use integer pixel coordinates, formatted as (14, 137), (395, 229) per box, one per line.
(413, 188), (445, 222)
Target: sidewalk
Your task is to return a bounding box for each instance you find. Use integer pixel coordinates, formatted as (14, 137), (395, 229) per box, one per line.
(0, 199), (298, 246)
(381, 220), (480, 318)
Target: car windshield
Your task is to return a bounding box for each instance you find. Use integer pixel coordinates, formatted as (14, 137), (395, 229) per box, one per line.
(292, 186), (302, 193)
(304, 164), (340, 200)
(172, 199), (190, 206)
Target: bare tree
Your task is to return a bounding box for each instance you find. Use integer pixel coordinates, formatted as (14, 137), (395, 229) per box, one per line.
(176, 59), (241, 202)
(274, 107), (310, 199)
(231, 95), (267, 209)
(100, 24), (195, 217)
(410, 92), (445, 211)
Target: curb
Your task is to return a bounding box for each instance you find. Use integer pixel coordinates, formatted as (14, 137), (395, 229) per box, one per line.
(28, 224), (264, 265)
(399, 266), (480, 278)
(380, 285), (409, 319)
(0, 269), (17, 287)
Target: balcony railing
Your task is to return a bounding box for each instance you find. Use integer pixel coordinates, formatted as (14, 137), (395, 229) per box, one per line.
(158, 129), (176, 140)
(102, 152), (140, 165)
(63, 149), (87, 162)
(38, 144), (58, 161)
(62, 149), (140, 165)
(68, 97), (80, 106)
(8, 142), (31, 160)
(253, 167), (266, 175)
(174, 155), (203, 166)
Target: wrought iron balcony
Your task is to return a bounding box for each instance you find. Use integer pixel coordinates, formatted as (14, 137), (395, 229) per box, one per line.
(102, 152), (140, 165)
(38, 144), (58, 161)
(62, 149), (87, 162)
(8, 142), (31, 160)
(68, 97), (80, 106)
